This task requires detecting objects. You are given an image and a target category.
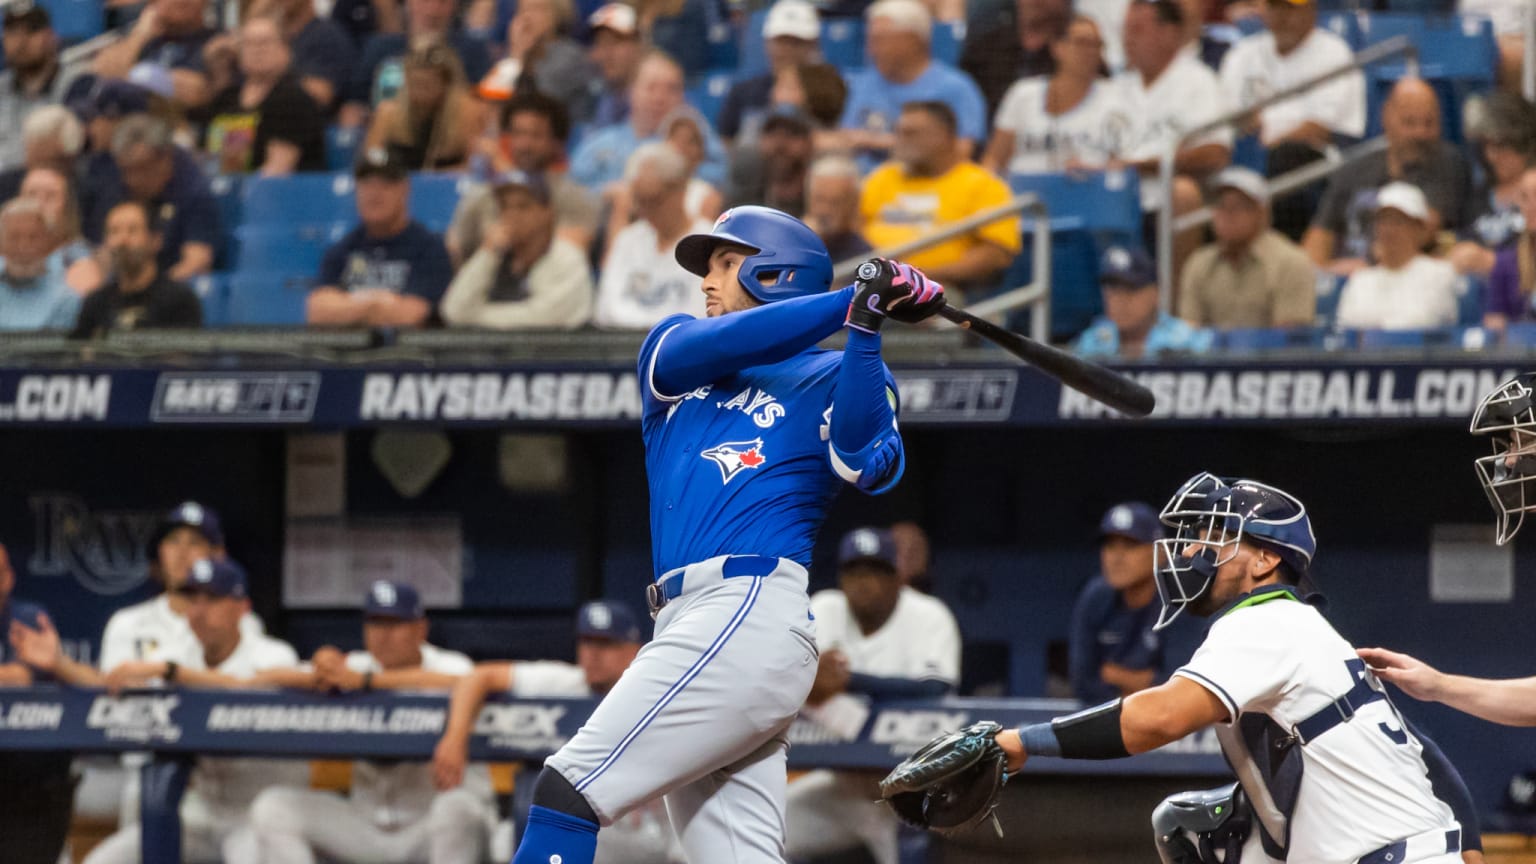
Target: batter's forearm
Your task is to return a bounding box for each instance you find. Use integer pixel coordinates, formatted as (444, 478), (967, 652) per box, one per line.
(653, 287), (856, 395)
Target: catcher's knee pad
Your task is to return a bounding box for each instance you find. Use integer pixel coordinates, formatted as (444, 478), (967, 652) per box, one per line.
(531, 766), (599, 825)
(1152, 783), (1251, 864)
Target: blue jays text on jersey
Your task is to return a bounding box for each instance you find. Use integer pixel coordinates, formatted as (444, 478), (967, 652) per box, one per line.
(638, 313), (900, 576)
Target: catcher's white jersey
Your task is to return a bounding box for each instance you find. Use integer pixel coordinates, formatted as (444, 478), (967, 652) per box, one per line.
(1174, 592), (1458, 864)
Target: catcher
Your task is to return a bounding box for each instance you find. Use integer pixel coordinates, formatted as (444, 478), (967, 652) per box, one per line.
(882, 472), (1482, 864)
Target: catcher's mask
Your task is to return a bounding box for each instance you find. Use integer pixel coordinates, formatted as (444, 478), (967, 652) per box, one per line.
(1153, 473), (1315, 631)
(1153, 783), (1252, 864)
(1471, 373), (1536, 545)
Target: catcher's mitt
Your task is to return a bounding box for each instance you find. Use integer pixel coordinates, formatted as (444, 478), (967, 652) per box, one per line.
(877, 720), (1009, 837)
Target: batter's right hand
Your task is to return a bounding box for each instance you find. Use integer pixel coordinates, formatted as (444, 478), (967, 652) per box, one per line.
(847, 259), (946, 333)
(432, 734), (468, 790)
(1357, 647), (1445, 702)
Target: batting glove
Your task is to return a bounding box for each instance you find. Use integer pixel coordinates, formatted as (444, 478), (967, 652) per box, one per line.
(847, 259), (947, 333)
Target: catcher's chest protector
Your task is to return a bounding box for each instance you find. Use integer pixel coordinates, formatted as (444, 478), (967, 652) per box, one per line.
(1217, 714), (1302, 861)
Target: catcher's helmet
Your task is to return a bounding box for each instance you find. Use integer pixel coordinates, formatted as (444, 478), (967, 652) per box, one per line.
(1153, 473), (1315, 630)
(674, 206), (832, 303)
(1470, 372), (1536, 545)
(1152, 783), (1252, 864)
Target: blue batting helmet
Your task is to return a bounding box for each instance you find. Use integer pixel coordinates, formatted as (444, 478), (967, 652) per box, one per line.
(1152, 472), (1316, 630)
(675, 206), (832, 303)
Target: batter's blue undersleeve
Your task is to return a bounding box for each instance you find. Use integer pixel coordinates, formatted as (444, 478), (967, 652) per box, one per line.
(530, 765), (599, 824)
(653, 286), (856, 396)
(846, 673), (951, 699)
(511, 805), (599, 864)
(828, 328), (902, 492)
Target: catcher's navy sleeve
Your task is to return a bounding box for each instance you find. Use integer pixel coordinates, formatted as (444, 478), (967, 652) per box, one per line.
(650, 287), (856, 398)
(847, 673), (951, 700)
(1411, 721), (1482, 852)
(828, 328), (903, 493)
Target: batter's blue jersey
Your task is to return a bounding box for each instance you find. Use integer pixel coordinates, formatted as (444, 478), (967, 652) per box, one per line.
(639, 315), (901, 576)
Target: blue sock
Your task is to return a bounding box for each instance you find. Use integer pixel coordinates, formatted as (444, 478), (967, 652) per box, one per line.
(511, 805), (599, 864)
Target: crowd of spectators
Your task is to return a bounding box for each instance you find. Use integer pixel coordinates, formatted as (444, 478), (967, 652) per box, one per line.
(0, 0), (1527, 355)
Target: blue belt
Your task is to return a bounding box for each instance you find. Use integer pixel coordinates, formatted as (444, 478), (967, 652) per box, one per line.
(1293, 669), (1386, 744)
(646, 555), (780, 617)
(1358, 829), (1460, 864)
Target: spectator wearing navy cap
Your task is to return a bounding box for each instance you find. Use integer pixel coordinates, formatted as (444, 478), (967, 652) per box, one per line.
(0, 540), (75, 864)
(20, 557), (306, 864)
(243, 580), (495, 864)
(1072, 245), (1213, 358)
(788, 528), (960, 864)
(307, 148), (452, 328)
(433, 601), (674, 864)
(441, 170), (593, 329)
(1068, 501), (1181, 703)
(0, 2), (89, 171)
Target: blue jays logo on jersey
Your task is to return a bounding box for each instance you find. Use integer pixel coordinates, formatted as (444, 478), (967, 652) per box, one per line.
(701, 439), (767, 483)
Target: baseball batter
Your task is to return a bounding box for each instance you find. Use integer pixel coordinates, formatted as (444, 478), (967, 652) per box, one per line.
(507, 205), (944, 864)
(987, 474), (1470, 864)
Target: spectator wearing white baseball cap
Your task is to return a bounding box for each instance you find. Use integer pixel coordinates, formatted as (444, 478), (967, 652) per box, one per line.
(1335, 182), (1461, 331)
(1178, 167), (1316, 329)
(585, 3), (645, 128)
(717, 0), (824, 145)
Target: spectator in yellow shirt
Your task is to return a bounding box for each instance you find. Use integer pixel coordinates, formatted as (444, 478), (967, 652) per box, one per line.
(860, 101), (1021, 297)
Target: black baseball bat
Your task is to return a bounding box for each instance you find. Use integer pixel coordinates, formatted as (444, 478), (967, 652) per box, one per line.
(936, 304), (1156, 418)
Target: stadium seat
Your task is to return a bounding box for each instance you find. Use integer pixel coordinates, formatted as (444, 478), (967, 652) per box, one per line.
(685, 72), (735, 129)
(224, 270), (314, 326)
(1232, 134), (1268, 173)
(1319, 10), (1362, 46)
(707, 19), (739, 71)
(39, 0), (104, 41)
(326, 126), (363, 172)
(409, 174), (465, 232)
(1356, 327), (1467, 349)
(931, 20), (963, 65)
(821, 18), (864, 70)
(187, 273), (231, 328)
(243, 173), (357, 228)
(1457, 274), (1485, 327)
(208, 174), (243, 268)
(1315, 272), (1346, 329)
(233, 225), (343, 275)
(1359, 13), (1496, 142)
(737, 9), (771, 77)
(1502, 322), (1536, 348)
(1219, 327), (1289, 351)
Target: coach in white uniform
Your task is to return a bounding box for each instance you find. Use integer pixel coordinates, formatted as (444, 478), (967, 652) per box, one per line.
(786, 527), (961, 864)
(243, 580), (494, 864)
(990, 474), (1469, 864)
(15, 558), (307, 864)
(432, 600), (678, 864)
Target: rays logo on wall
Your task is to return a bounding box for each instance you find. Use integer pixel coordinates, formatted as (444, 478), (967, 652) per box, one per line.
(28, 494), (159, 595)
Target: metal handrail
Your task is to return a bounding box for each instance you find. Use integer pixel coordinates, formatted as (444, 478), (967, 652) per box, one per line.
(1171, 137), (1388, 234)
(833, 192), (1053, 343)
(62, 33), (119, 66)
(1525, 6), (1535, 102)
(1156, 34), (1419, 312)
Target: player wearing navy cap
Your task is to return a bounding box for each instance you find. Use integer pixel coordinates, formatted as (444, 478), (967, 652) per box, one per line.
(241, 580), (493, 864)
(433, 601), (676, 864)
(16, 558), (308, 864)
(506, 205), (944, 864)
(787, 527), (960, 864)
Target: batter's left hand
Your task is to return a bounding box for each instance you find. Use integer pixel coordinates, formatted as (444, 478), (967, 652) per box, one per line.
(847, 259), (946, 333)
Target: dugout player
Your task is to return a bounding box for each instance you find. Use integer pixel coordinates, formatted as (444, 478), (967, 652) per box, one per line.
(1356, 372), (1536, 727)
(986, 473), (1476, 864)
(505, 205), (945, 864)
(1070, 501), (1177, 703)
(433, 600), (679, 864)
(787, 526), (960, 864)
(13, 558), (307, 864)
(241, 580), (495, 864)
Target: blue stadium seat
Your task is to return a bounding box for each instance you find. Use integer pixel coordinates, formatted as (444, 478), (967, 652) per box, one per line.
(1503, 322), (1536, 348)
(1360, 13), (1496, 142)
(1355, 327), (1468, 349)
(39, 0), (104, 41)
(1232, 134), (1268, 173)
(1315, 272), (1346, 329)
(708, 19), (739, 71)
(409, 174), (465, 232)
(1457, 274), (1485, 327)
(233, 225), (343, 275)
(737, 9), (771, 77)
(821, 18), (864, 70)
(208, 174), (242, 268)
(187, 273), (231, 327)
(326, 126), (363, 172)
(685, 72), (735, 129)
(1006, 170), (1142, 338)
(931, 20), (963, 65)
(243, 173), (357, 228)
(224, 271), (313, 326)
(1219, 327), (1289, 351)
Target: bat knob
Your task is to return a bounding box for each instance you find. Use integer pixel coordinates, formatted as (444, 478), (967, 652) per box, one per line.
(855, 260), (882, 282)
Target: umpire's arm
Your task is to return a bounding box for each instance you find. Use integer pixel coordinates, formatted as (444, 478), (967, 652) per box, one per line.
(997, 678), (1228, 774)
